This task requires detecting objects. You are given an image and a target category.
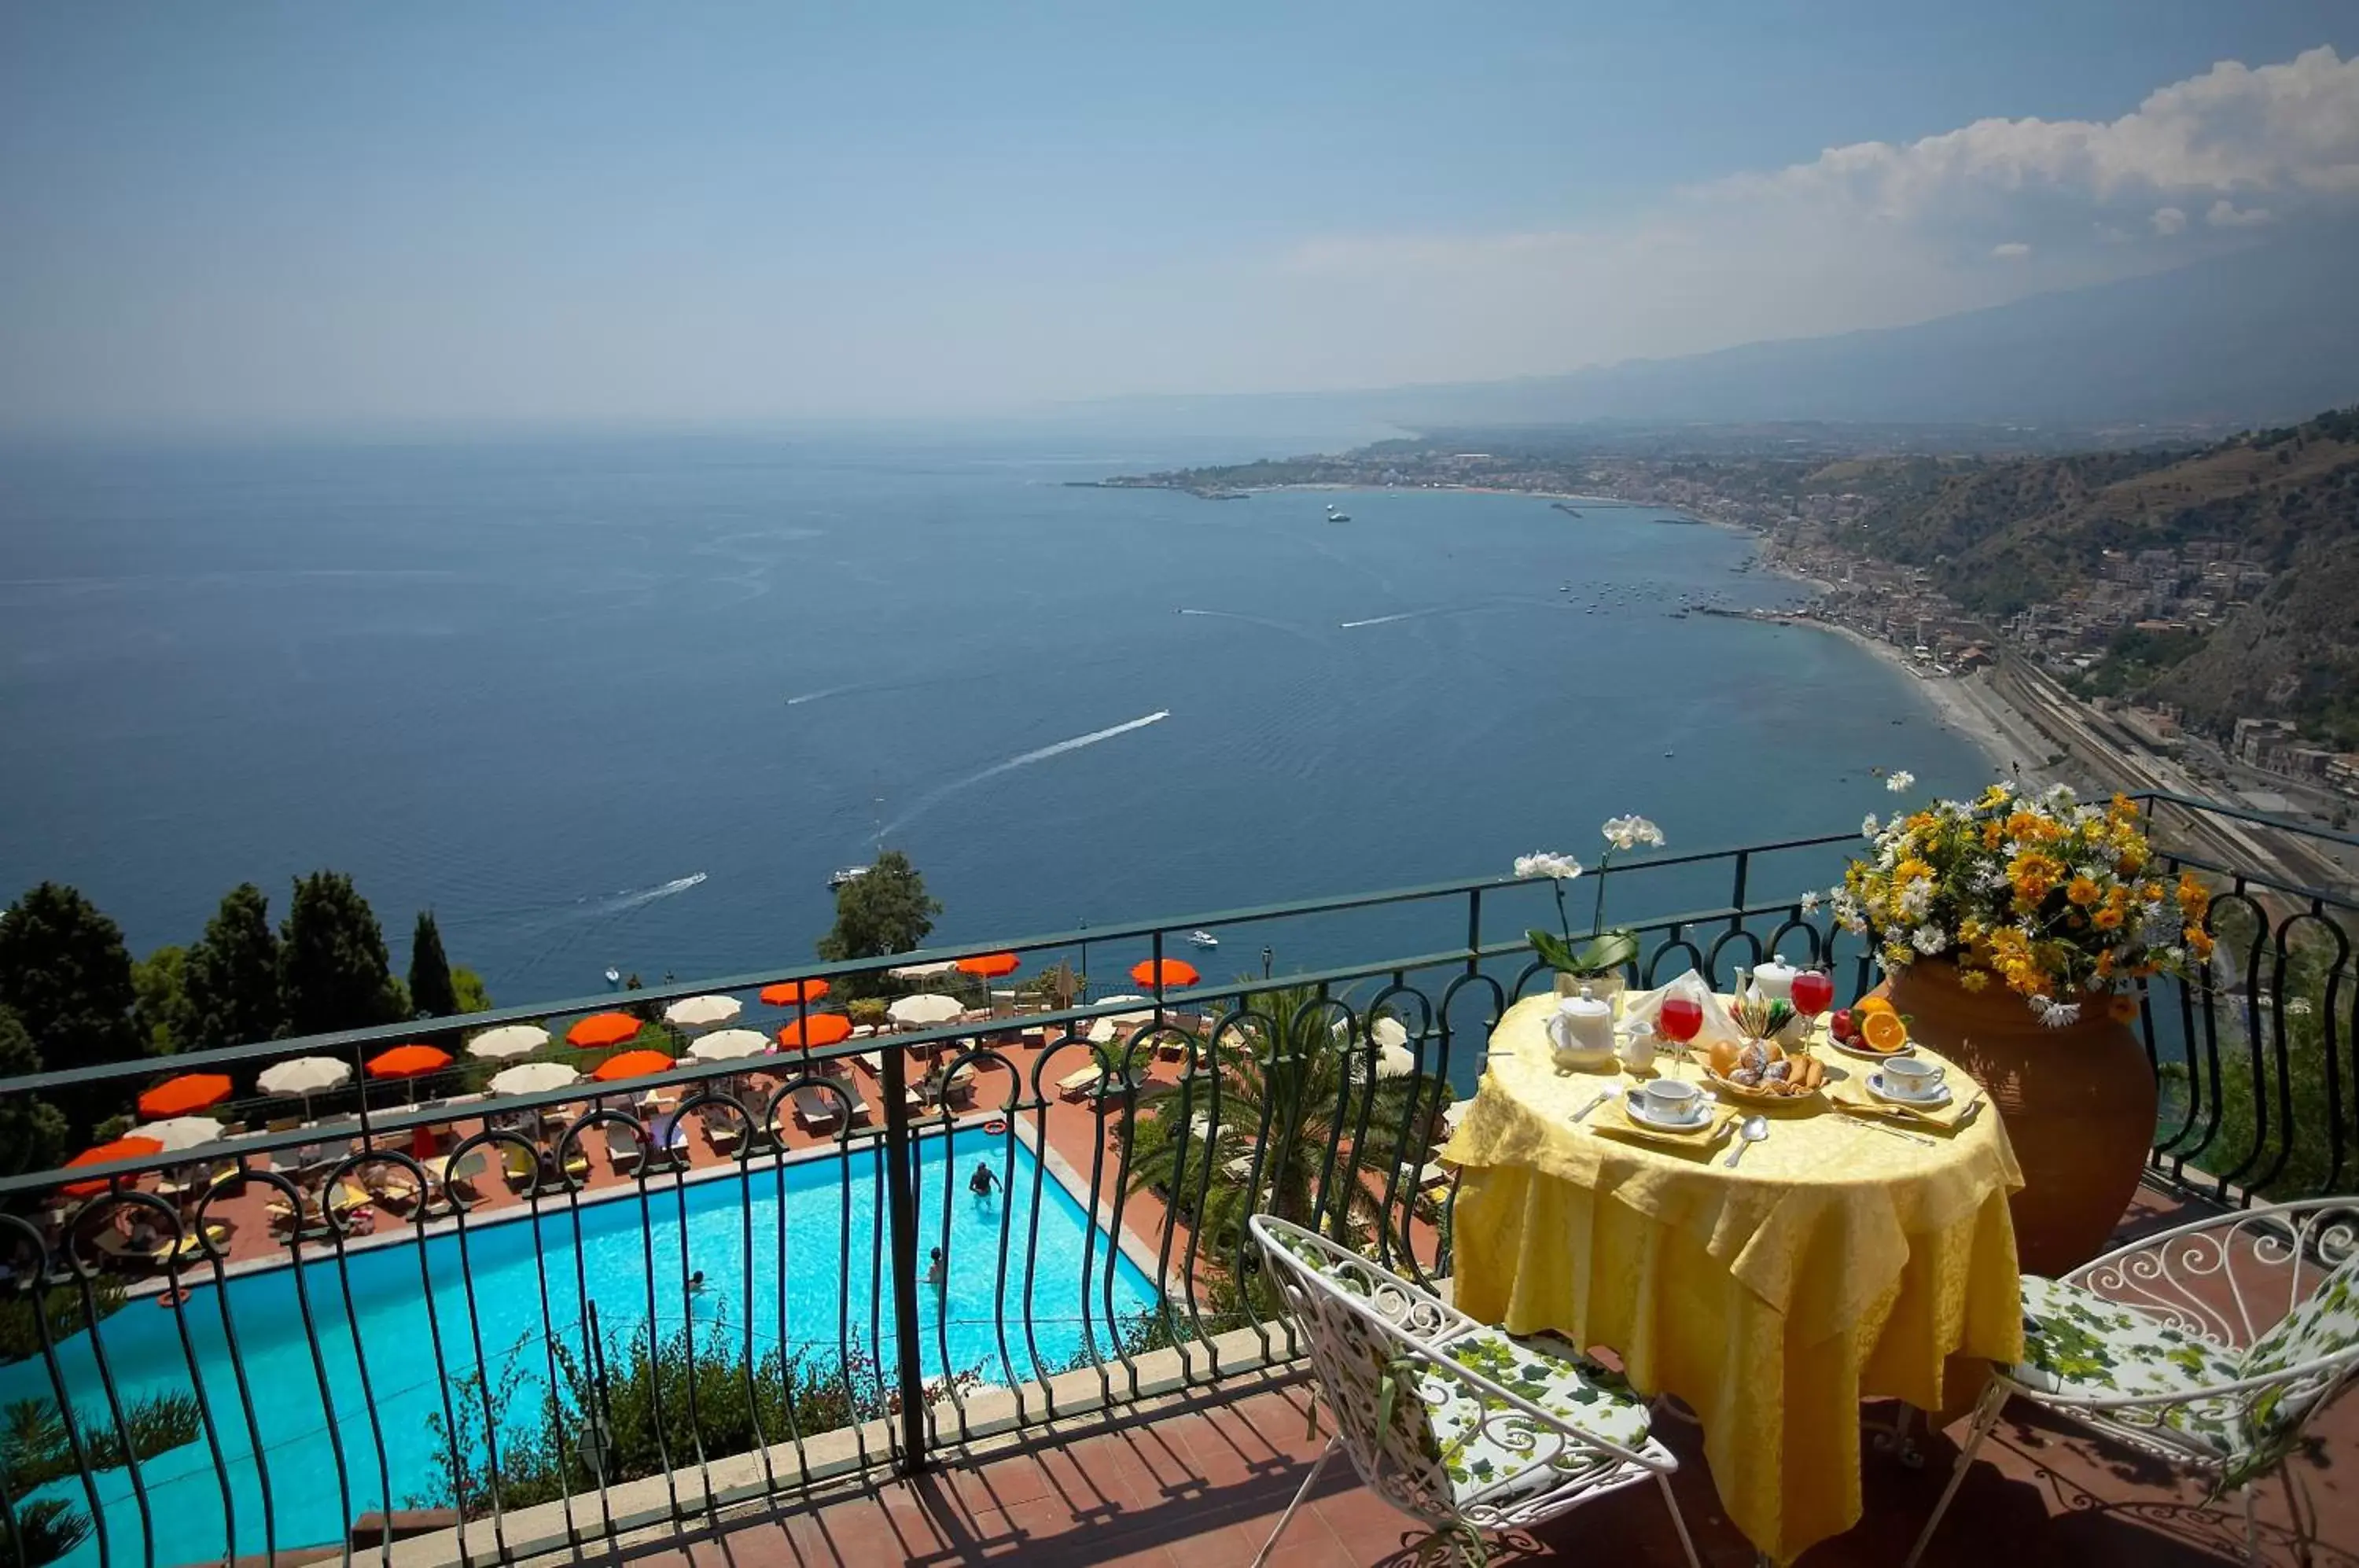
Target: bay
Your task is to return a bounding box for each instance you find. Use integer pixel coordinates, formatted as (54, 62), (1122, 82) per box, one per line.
(0, 430), (1993, 1007)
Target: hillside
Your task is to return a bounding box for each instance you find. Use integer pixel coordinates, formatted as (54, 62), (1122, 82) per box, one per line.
(1847, 407), (2359, 745)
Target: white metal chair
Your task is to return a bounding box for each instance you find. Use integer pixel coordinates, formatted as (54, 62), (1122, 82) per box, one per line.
(1908, 1198), (2359, 1567)
(1248, 1214), (1699, 1568)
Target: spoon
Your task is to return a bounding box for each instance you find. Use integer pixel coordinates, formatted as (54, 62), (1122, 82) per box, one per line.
(1724, 1115), (1769, 1169)
(1572, 1085), (1621, 1123)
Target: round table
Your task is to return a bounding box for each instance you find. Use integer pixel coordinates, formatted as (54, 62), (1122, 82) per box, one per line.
(1441, 993), (2027, 1563)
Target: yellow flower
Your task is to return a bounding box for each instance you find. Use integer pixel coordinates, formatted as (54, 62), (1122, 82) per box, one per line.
(2177, 873), (2210, 918)
(2066, 874), (2101, 907)
(2185, 926), (2215, 961)
(1957, 967), (1991, 992)
(2107, 993), (2140, 1024)
(2092, 906), (2124, 931)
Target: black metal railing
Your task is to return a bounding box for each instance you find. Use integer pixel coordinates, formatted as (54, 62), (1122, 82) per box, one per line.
(0, 807), (2349, 1568)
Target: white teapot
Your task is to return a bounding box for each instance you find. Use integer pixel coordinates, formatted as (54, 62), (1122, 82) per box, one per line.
(1547, 986), (1617, 1072)
(1751, 956), (1800, 1003)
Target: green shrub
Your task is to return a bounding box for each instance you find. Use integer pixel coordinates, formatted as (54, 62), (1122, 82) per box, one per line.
(0, 1278), (126, 1367)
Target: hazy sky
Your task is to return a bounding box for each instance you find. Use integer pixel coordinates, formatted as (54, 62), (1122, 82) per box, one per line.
(3, 2), (2356, 432)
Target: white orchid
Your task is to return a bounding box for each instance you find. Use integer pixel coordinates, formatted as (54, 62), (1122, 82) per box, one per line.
(1513, 852), (1584, 881)
(1797, 889), (1820, 915)
(1601, 814), (1665, 851)
(1886, 770), (1916, 794)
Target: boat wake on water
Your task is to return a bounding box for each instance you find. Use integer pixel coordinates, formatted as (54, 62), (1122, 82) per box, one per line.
(596, 871), (709, 912)
(1174, 608), (1317, 642)
(879, 711), (1171, 838)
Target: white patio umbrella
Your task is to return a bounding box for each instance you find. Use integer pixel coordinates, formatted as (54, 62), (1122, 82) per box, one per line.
(257, 1055), (353, 1116)
(130, 1116), (223, 1151)
(889, 959), (961, 980)
(489, 1061), (580, 1096)
(889, 993), (964, 1028)
(466, 1023), (550, 1060)
(1370, 1017), (1410, 1050)
(664, 995), (742, 1030)
(689, 1028), (769, 1062)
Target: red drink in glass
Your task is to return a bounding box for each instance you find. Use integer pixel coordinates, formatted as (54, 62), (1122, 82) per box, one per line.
(1790, 970), (1835, 1019)
(1658, 996), (1704, 1047)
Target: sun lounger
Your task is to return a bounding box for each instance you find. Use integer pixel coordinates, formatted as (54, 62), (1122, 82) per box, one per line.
(1056, 1062), (1106, 1100)
(500, 1144), (540, 1191)
(1406, 1160), (1451, 1190)
(559, 1143), (591, 1186)
(707, 1118), (744, 1156)
(605, 1123), (645, 1174)
(792, 1086), (844, 1132)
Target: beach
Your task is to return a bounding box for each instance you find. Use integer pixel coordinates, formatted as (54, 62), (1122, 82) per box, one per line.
(1789, 618), (2062, 788)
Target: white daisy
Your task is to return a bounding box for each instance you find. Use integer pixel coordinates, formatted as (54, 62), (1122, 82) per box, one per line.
(1861, 813), (1880, 837)
(1886, 770), (1916, 794)
(1797, 890), (1820, 915)
(2035, 996), (2082, 1028)
(1910, 925), (1949, 955)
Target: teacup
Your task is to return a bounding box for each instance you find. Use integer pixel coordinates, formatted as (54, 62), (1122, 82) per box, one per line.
(1880, 1057), (1947, 1099)
(1638, 1077), (1705, 1122)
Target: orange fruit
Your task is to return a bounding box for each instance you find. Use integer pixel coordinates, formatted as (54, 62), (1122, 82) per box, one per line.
(1861, 1010), (1909, 1053)
(1853, 995), (1897, 1019)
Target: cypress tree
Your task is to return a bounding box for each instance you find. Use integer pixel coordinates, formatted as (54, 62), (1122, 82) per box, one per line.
(0, 1005), (68, 1177)
(407, 911), (458, 1019)
(181, 883), (285, 1049)
(278, 871), (405, 1038)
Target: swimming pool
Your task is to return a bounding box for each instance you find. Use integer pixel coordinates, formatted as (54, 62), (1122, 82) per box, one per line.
(3, 1128), (1158, 1566)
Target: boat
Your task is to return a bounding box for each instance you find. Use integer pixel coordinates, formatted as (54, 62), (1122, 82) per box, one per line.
(827, 866), (870, 889)
(1325, 504), (1351, 524)
(1186, 929), (1220, 949)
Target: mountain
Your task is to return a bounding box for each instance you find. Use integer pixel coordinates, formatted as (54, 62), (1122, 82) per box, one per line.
(1076, 230), (2359, 435)
(1846, 407), (2359, 745)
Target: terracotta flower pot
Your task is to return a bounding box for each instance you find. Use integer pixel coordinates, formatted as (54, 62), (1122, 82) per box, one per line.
(1885, 959), (2156, 1276)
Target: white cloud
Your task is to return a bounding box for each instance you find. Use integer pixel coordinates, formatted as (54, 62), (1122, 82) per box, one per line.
(1263, 46), (2359, 388)
(2207, 198), (2274, 227)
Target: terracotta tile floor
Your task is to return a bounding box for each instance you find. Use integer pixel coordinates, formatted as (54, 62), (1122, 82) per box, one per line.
(592, 1183), (2359, 1568)
(613, 1373), (2354, 1567)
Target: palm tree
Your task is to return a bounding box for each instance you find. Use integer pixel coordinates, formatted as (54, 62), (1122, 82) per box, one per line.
(1122, 981), (1443, 1321)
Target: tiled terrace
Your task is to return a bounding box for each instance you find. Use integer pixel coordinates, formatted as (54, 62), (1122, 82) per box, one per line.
(394, 1188), (2351, 1568)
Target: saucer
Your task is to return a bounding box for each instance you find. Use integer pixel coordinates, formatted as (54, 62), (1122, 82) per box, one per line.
(1621, 1094), (1714, 1133)
(1867, 1073), (1952, 1109)
(1829, 1036), (1915, 1062)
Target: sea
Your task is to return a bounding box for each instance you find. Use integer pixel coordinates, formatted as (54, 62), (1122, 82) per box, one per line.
(0, 428), (1996, 1013)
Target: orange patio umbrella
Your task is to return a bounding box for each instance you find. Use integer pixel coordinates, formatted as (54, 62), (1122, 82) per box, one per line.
(61, 1136), (164, 1198)
(590, 1049), (675, 1083)
(137, 1073), (232, 1119)
(955, 952), (1021, 979)
(1130, 958), (1199, 988)
(777, 1014), (853, 1049)
(566, 1012), (643, 1048)
(759, 979), (831, 1006)
(367, 1044), (452, 1079)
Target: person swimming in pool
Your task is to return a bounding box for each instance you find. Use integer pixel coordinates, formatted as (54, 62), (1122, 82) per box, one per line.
(969, 1163), (998, 1203)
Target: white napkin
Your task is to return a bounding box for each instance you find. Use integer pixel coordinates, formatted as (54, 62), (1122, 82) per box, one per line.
(1617, 969), (1744, 1052)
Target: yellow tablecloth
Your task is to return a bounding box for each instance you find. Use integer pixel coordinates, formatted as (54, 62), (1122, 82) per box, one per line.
(1441, 994), (2026, 1562)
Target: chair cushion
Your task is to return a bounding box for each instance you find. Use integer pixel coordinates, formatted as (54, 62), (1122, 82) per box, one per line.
(2012, 1274), (2244, 1458)
(1424, 1325), (1652, 1505)
(2231, 1247), (2359, 1485)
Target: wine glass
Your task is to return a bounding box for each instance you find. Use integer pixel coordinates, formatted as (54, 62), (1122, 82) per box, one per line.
(1658, 996), (1704, 1059)
(1790, 969), (1835, 1037)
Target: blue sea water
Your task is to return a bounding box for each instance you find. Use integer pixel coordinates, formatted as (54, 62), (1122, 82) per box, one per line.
(2, 1128), (1155, 1564)
(0, 429), (1993, 1006)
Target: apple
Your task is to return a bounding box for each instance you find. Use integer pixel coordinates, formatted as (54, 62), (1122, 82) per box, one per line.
(1831, 1007), (1854, 1043)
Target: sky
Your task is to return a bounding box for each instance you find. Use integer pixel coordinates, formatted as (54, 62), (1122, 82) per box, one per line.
(2, 2), (2356, 432)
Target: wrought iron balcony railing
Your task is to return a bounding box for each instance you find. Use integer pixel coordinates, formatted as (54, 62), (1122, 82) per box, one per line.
(0, 796), (2348, 1568)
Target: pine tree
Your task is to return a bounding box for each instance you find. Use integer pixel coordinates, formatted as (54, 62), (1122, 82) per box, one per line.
(407, 910), (459, 1019)
(278, 872), (406, 1038)
(0, 1005), (68, 1177)
(181, 883), (285, 1049)
(0, 883), (142, 1137)
(815, 850), (941, 996)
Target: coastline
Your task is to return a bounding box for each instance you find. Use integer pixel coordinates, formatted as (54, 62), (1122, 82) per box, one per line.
(1773, 615), (2056, 786)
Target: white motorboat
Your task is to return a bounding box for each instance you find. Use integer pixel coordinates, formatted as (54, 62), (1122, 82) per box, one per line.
(1186, 929), (1220, 948)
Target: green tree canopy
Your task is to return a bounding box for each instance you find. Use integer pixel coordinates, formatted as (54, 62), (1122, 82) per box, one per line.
(278, 871), (406, 1038)
(0, 883), (142, 1138)
(451, 966), (493, 1014)
(0, 1005), (68, 1179)
(180, 883), (284, 1050)
(128, 945), (187, 1053)
(815, 851), (942, 993)
(407, 910), (458, 1019)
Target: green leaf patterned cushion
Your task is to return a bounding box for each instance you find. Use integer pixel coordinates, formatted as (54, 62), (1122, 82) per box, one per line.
(2230, 1249), (2359, 1486)
(2013, 1275), (2244, 1459)
(1423, 1325), (1653, 1505)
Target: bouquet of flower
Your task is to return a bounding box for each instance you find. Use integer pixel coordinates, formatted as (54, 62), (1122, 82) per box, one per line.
(1518, 815), (1665, 978)
(1833, 779), (2211, 1025)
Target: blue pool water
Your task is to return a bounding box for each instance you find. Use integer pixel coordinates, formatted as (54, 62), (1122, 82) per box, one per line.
(4, 1130), (1157, 1563)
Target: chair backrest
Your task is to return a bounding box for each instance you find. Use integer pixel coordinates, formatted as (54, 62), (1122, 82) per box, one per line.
(1249, 1215), (1461, 1522)
(2232, 1227), (2359, 1481)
